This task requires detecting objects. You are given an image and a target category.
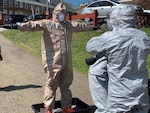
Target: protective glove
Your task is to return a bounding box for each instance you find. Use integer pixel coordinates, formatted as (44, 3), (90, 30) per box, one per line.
(85, 56), (96, 65)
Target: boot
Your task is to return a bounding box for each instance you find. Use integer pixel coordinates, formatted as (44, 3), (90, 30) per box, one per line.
(63, 107), (75, 113)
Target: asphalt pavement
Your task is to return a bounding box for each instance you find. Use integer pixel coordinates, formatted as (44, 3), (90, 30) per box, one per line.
(0, 29), (93, 113)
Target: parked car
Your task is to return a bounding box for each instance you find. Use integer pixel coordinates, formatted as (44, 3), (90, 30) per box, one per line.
(4, 14), (27, 29)
(80, 0), (143, 22)
(24, 14), (47, 22)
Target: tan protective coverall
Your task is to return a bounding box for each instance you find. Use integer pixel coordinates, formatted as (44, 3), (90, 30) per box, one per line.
(20, 3), (90, 110)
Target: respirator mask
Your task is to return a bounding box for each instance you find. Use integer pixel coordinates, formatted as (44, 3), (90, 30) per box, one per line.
(58, 12), (66, 22)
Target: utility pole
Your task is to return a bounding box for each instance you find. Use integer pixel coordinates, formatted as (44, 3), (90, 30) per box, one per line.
(2, 1), (4, 13)
(45, 0), (49, 19)
(46, 0), (48, 11)
(31, 5), (35, 20)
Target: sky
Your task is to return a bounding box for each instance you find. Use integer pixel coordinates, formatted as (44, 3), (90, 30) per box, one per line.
(63, 0), (89, 8)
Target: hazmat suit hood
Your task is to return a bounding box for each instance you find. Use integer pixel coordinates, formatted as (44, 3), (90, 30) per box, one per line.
(52, 3), (67, 23)
(109, 5), (136, 29)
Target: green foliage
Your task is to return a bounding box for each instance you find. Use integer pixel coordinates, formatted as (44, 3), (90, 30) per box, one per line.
(141, 28), (150, 77)
(141, 28), (150, 37)
(2, 28), (150, 76)
(2, 29), (105, 75)
(2, 29), (42, 57)
(72, 31), (105, 74)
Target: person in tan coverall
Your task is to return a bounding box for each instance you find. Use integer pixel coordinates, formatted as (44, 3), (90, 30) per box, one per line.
(19, 2), (91, 113)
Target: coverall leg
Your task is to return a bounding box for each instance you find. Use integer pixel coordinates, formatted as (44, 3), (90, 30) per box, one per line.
(44, 65), (73, 110)
(88, 74), (108, 113)
(60, 65), (73, 109)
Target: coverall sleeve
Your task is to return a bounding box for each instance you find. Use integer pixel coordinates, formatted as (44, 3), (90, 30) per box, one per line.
(71, 21), (92, 32)
(20, 19), (50, 31)
(86, 33), (108, 54)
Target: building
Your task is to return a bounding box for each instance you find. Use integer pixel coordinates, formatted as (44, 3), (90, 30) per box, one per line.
(0, 0), (75, 16)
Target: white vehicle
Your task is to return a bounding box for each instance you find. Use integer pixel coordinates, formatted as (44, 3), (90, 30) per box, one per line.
(80, 0), (143, 20)
(144, 10), (150, 13)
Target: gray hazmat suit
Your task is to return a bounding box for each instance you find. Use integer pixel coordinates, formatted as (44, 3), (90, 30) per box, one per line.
(86, 6), (150, 113)
(20, 3), (90, 110)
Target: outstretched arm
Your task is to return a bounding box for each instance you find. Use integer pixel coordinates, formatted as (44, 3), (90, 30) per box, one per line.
(86, 34), (107, 54)
(71, 21), (92, 32)
(19, 19), (50, 32)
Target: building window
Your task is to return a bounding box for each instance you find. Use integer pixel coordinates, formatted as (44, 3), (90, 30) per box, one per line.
(35, 8), (40, 14)
(24, 3), (28, 9)
(20, 2), (23, 8)
(29, 4), (34, 9)
(43, 7), (46, 12)
(9, 10), (13, 14)
(3, 0), (8, 6)
(41, 7), (44, 14)
(3, 9), (7, 14)
(15, 1), (19, 7)
(9, 0), (13, 6)
(15, 11), (18, 14)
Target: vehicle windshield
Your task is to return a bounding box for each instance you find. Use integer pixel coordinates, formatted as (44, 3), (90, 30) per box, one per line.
(110, 0), (120, 4)
(87, 0), (120, 5)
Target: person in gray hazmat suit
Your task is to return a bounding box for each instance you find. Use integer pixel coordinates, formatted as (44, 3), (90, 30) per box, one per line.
(19, 2), (91, 113)
(86, 6), (150, 113)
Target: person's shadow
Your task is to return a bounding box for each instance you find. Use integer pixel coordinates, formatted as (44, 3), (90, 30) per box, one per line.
(0, 84), (42, 92)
